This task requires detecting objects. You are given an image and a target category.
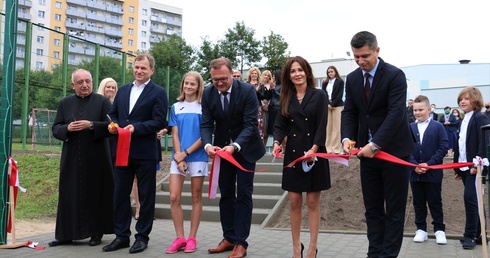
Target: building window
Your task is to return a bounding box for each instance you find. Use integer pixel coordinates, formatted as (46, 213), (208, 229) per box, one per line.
(142, 9), (147, 15)
(129, 6), (134, 12)
(55, 1), (61, 8)
(38, 11), (45, 18)
(37, 36), (44, 43)
(129, 17), (134, 24)
(55, 14), (62, 21)
(141, 31), (146, 37)
(54, 51), (60, 58)
(36, 62), (43, 69)
(141, 42), (146, 49)
(37, 23), (44, 30)
(127, 62), (132, 68)
(128, 39), (133, 46)
(39, 0), (46, 5)
(54, 39), (61, 46)
(128, 28), (134, 35)
(142, 20), (147, 26)
(36, 49), (43, 56)
(54, 26), (61, 31)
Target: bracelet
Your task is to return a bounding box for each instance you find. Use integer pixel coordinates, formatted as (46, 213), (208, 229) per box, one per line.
(273, 140), (281, 145)
(309, 149), (315, 152)
(184, 149), (189, 156)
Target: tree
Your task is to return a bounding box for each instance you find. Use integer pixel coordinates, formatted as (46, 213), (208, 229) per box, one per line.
(195, 37), (221, 82)
(219, 21), (261, 72)
(78, 56), (131, 89)
(261, 31), (290, 73)
(150, 35), (195, 107)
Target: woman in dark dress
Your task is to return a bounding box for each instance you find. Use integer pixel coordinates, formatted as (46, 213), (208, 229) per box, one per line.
(272, 56), (330, 258)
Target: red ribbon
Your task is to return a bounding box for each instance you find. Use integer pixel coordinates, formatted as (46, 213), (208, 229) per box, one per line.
(285, 149), (474, 170)
(115, 127), (131, 166)
(208, 150), (265, 200)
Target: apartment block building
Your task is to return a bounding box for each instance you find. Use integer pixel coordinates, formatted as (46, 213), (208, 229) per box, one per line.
(1, 0), (182, 70)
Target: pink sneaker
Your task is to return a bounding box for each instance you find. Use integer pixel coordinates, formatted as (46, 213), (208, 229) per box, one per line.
(184, 237), (197, 253)
(165, 237), (187, 254)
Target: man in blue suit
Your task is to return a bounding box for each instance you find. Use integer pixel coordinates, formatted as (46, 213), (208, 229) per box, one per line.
(201, 57), (265, 258)
(341, 31), (414, 258)
(103, 53), (168, 254)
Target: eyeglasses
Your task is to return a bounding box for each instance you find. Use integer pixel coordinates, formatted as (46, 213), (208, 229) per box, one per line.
(232, 75), (241, 78)
(211, 76), (230, 84)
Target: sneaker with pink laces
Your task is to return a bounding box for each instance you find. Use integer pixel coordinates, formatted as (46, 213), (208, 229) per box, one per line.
(184, 237), (197, 253)
(165, 237), (187, 254)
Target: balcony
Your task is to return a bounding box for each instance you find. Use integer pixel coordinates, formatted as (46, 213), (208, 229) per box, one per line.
(17, 36), (26, 45)
(86, 13), (105, 22)
(150, 26), (164, 34)
(18, 12), (32, 20)
(105, 17), (123, 26)
(18, 0), (32, 7)
(105, 29), (123, 37)
(104, 40), (122, 48)
(149, 36), (161, 43)
(68, 59), (79, 65)
(150, 16), (166, 23)
(87, 1), (106, 10)
(85, 49), (96, 56)
(69, 46), (85, 55)
(86, 25), (105, 34)
(165, 18), (182, 27)
(65, 21), (85, 30)
(106, 5), (124, 14)
(66, 9), (86, 18)
(18, 23), (27, 33)
(66, 0), (85, 7)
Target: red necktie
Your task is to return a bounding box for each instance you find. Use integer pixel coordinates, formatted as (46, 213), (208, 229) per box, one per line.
(364, 73), (371, 101)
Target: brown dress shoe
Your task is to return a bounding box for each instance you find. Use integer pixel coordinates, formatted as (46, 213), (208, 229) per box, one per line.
(229, 245), (247, 258)
(208, 239), (235, 253)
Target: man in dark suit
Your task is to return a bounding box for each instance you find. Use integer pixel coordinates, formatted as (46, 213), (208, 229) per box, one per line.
(103, 53), (168, 254)
(341, 31), (414, 258)
(201, 57), (265, 258)
(430, 104), (439, 121)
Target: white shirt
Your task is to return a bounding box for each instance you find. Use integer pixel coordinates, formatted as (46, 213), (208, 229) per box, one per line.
(326, 79), (335, 100)
(416, 118), (430, 144)
(129, 80), (149, 113)
(458, 111), (473, 170)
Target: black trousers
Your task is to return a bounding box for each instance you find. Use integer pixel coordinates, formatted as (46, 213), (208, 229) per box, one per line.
(360, 157), (409, 258)
(113, 158), (157, 243)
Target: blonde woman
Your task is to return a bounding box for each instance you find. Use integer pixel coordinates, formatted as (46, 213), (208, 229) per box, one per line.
(97, 78), (118, 103)
(247, 67), (267, 140)
(165, 71), (208, 254)
(260, 70), (274, 147)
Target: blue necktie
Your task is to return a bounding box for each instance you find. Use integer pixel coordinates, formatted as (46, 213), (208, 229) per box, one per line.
(222, 92), (229, 112)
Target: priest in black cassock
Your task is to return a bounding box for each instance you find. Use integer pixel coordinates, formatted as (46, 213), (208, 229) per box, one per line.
(50, 69), (114, 247)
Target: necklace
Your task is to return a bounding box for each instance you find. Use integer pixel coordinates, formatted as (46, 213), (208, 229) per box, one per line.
(297, 93), (305, 101)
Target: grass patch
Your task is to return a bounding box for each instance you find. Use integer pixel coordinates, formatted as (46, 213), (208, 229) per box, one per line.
(13, 154), (60, 220)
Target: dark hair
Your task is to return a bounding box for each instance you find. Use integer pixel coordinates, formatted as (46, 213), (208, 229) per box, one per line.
(351, 31), (378, 50)
(273, 70), (282, 85)
(280, 56), (315, 117)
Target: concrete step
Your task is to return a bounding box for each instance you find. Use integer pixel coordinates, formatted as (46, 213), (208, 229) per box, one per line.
(160, 181), (284, 196)
(154, 203), (270, 224)
(156, 192), (281, 209)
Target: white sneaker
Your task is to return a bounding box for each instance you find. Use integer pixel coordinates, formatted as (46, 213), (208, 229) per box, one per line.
(435, 231), (447, 245)
(413, 229), (428, 242)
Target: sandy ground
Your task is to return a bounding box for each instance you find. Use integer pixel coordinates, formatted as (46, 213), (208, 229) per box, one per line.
(9, 157), (481, 241)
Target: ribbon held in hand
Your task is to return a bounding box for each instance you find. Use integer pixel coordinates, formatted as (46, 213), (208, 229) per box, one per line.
(115, 127), (131, 166)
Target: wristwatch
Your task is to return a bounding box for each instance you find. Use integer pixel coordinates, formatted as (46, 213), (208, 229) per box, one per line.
(89, 121), (94, 130)
(368, 142), (378, 154)
(230, 144), (239, 152)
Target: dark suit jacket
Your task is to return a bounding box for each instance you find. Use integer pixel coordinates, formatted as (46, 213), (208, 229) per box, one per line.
(438, 114), (459, 132)
(341, 57), (414, 158)
(409, 119), (449, 183)
(322, 78), (344, 107)
(453, 112), (490, 175)
(430, 112), (439, 121)
(200, 80), (265, 164)
(109, 80), (168, 161)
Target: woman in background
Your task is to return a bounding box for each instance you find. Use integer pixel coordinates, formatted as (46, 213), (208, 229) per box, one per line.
(321, 66), (344, 154)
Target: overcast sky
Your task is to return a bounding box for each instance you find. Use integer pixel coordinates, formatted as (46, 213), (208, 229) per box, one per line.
(158, 0), (489, 68)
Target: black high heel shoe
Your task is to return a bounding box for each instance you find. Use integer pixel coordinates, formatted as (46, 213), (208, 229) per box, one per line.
(292, 243), (304, 258)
